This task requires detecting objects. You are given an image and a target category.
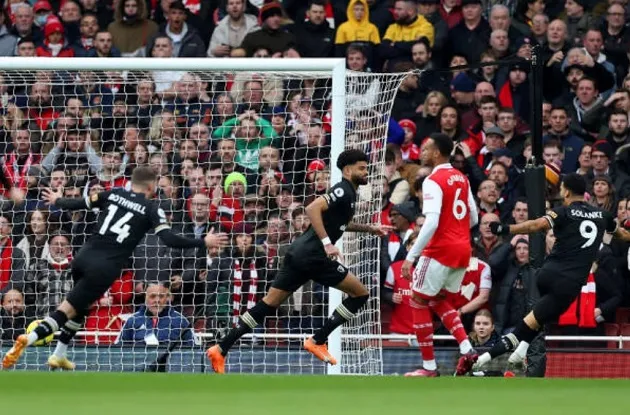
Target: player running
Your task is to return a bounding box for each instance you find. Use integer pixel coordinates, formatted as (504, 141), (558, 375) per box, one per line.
(206, 149), (390, 374)
(2, 167), (228, 370)
(400, 133), (479, 377)
(467, 173), (630, 373)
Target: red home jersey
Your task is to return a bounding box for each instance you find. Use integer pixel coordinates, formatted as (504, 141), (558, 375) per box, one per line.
(422, 163), (475, 268)
(446, 257), (492, 310)
(384, 260), (414, 334)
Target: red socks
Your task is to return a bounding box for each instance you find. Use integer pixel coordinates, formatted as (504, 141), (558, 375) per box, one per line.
(429, 299), (468, 344)
(411, 300), (435, 363)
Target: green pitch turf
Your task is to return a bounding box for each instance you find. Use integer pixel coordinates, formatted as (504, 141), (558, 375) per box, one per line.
(0, 372), (626, 415)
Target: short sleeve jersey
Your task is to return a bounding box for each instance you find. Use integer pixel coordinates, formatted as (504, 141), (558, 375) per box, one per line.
(543, 201), (616, 277)
(421, 164), (475, 268)
(292, 178), (357, 254)
(83, 188), (171, 262)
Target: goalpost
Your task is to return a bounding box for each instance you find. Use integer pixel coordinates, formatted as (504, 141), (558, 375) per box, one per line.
(0, 57), (406, 375)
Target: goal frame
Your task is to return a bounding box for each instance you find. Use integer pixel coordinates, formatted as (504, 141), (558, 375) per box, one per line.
(0, 57), (348, 375)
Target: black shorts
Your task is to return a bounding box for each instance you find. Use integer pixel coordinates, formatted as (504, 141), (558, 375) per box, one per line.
(65, 253), (123, 312)
(271, 250), (349, 292)
(537, 265), (586, 302)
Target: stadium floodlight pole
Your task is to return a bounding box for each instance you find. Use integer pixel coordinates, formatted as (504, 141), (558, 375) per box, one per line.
(526, 46), (547, 268)
(326, 59), (347, 376)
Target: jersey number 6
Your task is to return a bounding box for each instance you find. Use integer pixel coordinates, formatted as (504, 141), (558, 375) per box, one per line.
(453, 188), (467, 220)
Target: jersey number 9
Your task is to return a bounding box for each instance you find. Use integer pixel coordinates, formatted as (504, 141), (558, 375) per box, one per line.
(579, 219), (597, 248)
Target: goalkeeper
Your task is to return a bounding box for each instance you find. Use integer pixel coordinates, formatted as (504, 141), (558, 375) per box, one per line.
(206, 149), (390, 374)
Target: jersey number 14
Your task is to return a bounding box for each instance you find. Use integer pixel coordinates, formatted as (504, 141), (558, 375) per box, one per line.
(99, 205), (134, 243)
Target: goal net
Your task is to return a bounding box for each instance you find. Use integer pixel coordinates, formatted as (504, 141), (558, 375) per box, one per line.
(0, 58), (406, 375)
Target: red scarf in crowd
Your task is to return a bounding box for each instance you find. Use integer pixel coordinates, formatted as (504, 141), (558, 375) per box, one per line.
(4, 152), (34, 191)
(0, 238), (13, 291)
(232, 260), (259, 327)
(558, 272), (597, 328)
(497, 81), (514, 110)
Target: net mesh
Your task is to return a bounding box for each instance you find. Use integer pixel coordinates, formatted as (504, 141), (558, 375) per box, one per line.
(0, 65), (406, 374)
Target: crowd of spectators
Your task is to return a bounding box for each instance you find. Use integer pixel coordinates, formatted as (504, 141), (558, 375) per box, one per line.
(0, 0), (629, 351)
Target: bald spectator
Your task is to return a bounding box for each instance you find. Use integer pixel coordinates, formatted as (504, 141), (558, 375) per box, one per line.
(208, 0), (258, 58)
(24, 80), (60, 129)
(10, 4), (43, 44)
(489, 4), (527, 48)
(380, 0), (435, 71)
(602, 2), (630, 82)
(473, 212), (505, 262)
(119, 283), (193, 346)
(240, 2), (297, 57)
(147, 0), (205, 58)
(108, 0), (158, 56)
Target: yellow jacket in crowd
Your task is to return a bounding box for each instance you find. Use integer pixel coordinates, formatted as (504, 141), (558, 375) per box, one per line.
(384, 15), (434, 46)
(335, 0), (381, 46)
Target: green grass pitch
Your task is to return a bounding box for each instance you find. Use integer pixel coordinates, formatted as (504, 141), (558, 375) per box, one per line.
(0, 372), (626, 415)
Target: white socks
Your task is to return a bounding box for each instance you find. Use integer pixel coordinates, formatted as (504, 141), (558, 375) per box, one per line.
(459, 339), (473, 355)
(53, 342), (69, 359)
(423, 359), (437, 371)
(508, 341), (530, 364)
(475, 352), (492, 368)
(26, 332), (40, 346)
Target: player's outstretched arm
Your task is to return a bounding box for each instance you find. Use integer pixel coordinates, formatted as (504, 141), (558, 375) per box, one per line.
(42, 187), (90, 210)
(490, 217), (551, 236)
(346, 222), (393, 236)
(157, 228), (228, 250)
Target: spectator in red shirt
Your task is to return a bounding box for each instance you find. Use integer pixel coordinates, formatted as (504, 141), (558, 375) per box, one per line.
(446, 257), (492, 330)
(83, 271), (134, 345)
(383, 230), (418, 337)
(210, 171), (245, 233)
(399, 119), (420, 162)
(26, 82), (59, 131)
(3, 128), (42, 193)
(36, 15), (75, 57)
(93, 144), (128, 191)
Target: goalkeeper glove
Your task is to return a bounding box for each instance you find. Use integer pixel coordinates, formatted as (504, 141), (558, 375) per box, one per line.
(489, 222), (510, 236)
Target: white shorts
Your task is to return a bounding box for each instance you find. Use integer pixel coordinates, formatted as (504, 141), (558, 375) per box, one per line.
(411, 256), (466, 299)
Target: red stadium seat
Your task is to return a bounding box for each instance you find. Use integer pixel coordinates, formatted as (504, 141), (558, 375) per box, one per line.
(604, 323), (619, 349)
(615, 308), (630, 324)
(619, 324), (630, 350)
